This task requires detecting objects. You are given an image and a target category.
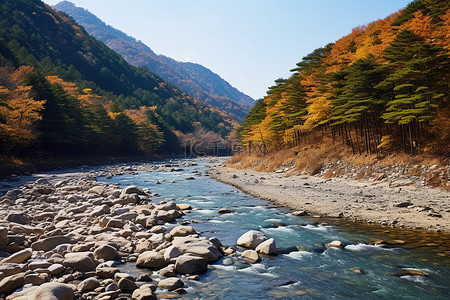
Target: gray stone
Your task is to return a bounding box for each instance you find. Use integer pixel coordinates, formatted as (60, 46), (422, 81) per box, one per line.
(132, 286), (157, 300)
(136, 251), (167, 269)
(6, 212), (30, 225)
(158, 277), (183, 291)
(94, 244), (118, 260)
(237, 230), (268, 249)
(31, 236), (73, 251)
(0, 272), (25, 294)
(118, 277), (137, 292)
(120, 186), (147, 198)
(169, 226), (196, 237)
(241, 250), (260, 263)
(0, 227), (8, 247)
(14, 282), (75, 300)
(255, 238), (278, 255)
(63, 252), (97, 271)
(78, 277), (100, 292)
(174, 255), (208, 274)
(1, 248), (32, 264)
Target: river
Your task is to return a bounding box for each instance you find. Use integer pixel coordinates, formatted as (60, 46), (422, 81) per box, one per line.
(98, 158), (449, 299)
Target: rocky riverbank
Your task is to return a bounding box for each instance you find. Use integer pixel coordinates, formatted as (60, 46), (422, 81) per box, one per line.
(210, 163), (450, 233)
(0, 161), (236, 299)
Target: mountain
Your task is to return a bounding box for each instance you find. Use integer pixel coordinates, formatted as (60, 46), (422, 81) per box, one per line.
(0, 0), (239, 157)
(54, 1), (255, 121)
(239, 0), (449, 156)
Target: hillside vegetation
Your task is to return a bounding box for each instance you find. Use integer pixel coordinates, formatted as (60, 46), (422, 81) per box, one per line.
(239, 0), (449, 157)
(0, 0), (238, 159)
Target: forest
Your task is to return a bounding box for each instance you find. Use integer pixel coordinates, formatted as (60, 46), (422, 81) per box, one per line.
(238, 0), (449, 156)
(0, 0), (238, 159)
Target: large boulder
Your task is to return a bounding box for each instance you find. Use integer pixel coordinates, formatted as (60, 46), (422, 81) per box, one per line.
(31, 236), (74, 251)
(237, 230), (268, 249)
(174, 255), (208, 274)
(136, 251), (167, 269)
(0, 272), (25, 294)
(172, 237), (222, 261)
(7, 282), (75, 300)
(0, 227), (8, 247)
(255, 238), (277, 255)
(169, 226), (196, 237)
(163, 246), (182, 262)
(94, 244), (118, 260)
(63, 252), (97, 271)
(1, 249), (32, 264)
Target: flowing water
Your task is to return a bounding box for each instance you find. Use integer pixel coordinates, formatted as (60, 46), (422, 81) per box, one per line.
(100, 159), (450, 299)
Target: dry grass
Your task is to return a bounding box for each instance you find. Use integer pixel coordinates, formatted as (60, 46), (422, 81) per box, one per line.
(226, 139), (449, 189)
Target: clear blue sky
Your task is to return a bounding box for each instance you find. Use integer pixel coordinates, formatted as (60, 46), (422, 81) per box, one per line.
(43, 0), (412, 100)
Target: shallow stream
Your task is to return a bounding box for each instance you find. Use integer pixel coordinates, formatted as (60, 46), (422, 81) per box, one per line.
(100, 159), (450, 299)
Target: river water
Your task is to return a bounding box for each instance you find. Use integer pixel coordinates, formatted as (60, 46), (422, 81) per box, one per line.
(100, 159), (450, 299)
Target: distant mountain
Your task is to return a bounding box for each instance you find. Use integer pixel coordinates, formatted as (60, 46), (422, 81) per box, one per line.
(0, 0), (239, 157)
(54, 1), (255, 121)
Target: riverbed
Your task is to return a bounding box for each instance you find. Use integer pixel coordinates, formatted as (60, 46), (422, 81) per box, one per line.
(99, 158), (450, 299)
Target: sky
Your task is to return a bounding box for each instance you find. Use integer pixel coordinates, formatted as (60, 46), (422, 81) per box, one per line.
(43, 0), (412, 100)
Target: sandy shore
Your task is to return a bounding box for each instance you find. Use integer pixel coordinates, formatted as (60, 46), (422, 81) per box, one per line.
(210, 164), (450, 233)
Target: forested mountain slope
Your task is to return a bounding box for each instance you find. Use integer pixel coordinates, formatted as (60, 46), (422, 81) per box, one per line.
(0, 0), (237, 157)
(55, 1), (255, 121)
(239, 0), (449, 156)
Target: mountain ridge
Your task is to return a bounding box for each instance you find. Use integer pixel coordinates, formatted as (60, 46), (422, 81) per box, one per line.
(54, 1), (255, 120)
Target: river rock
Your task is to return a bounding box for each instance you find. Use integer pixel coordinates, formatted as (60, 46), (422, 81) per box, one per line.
(218, 208), (233, 214)
(10, 224), (44, 235)
(118, 277), (137, 292)
(158, 277), (183, 291)
(63, 252), (97, 271)
(176, 204), (191, 211)
(255, 238), (278, 255)
(0, 227), (8, 247)
(9, 282), (76, 300)
(132, 286), (157, 300)
(395, 201), (412, 208)
(24, 273), (48, 285)
(328, 241), (345, 248)
(237, 230), (268, 249)
(120, 186), (147, 198)
(6, 212), (30, 225)
(96, 267), (119, 278)
(174, 255), (208, 274)
(164, 246), (182, 262)
(48, 263), (65, 276)
(31, 236), (74, 251)
(241, 250), (260, 263)
(136, 251), (167, 269)
(0, 264), (23, 277)
(1, 248), (32, 263)
(88, 186), (106, 196)
(77, 277), (100, 292)
(169, 225), (196, 237)
(94, 244), (118, 260)
(172, 237), (222, 261)
(0, 272), (25, 294)
(292, 210), (307, 216)
(106, 218), (125, 228)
